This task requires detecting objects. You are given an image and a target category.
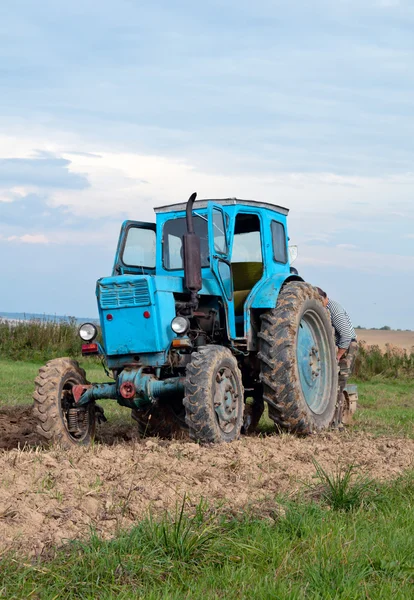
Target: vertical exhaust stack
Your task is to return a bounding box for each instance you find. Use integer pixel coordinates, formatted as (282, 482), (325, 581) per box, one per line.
(183, 192), (202, 309)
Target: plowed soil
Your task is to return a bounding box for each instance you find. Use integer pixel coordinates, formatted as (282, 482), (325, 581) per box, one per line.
(357, 329), (414, 351)
(0, 405), (413, 556)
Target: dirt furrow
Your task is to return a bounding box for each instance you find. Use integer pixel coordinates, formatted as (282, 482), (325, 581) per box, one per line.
(0, 425), (413, 556)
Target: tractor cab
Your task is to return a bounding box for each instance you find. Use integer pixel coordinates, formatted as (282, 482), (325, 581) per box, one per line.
(110, 197), (298, 346)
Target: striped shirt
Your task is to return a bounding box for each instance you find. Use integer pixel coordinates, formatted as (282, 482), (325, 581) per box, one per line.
(327, 299), (356, 349)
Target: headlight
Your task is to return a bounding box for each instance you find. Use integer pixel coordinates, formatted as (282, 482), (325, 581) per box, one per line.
(79, 322), (98, 342)
(171, 316), (190, 335)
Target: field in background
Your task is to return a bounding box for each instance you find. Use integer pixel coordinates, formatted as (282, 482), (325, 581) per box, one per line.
(357, 329), (414, 351)
(1, 319), (414, 378)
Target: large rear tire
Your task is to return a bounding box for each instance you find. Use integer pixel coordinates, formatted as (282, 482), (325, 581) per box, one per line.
(183, 345), (244, 443)
(33, 358), (96, 448)
(258, 282), (338, 434)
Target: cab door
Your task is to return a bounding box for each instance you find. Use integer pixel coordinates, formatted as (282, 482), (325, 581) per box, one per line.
(112, 220), (156, 275)
(207, 204), (236, 339)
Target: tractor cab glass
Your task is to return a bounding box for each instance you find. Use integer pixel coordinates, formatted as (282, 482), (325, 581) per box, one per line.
(212, 208), (228, 254)
(113, 222), (157, 274)
(122, 227), (156, 268)
(271, 221), (287, 264)
(163, 214), (209, 270)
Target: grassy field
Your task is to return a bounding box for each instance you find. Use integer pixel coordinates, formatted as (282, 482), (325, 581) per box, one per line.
(1, 470), (413, 599)
(1, 359), (413, 599)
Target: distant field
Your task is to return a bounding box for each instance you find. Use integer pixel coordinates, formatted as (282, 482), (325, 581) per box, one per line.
(357, 329), (414, 351)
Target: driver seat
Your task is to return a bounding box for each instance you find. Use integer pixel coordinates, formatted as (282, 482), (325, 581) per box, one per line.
(232, 262), (263, 315)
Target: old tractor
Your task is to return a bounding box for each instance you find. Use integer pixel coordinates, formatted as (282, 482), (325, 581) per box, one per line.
(33, 194), (340, 447)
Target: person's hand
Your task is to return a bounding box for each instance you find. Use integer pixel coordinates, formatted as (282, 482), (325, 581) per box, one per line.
(337, 347), (347, 361)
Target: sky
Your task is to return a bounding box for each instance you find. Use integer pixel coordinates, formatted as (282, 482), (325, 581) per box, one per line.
(0, 0), (413, 329)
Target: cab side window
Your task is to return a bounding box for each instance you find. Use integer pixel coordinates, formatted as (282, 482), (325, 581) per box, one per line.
(232, 214), (262, 263)
(272, 221), (287, 263)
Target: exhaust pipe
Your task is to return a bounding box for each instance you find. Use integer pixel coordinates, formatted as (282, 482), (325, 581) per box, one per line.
(183, 192), (202, 308)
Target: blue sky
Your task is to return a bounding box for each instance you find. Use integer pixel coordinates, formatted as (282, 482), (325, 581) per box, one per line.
(0, 0), (413, 328)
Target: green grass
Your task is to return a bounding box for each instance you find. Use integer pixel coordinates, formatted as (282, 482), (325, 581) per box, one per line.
(256, 378), (414, 439)
(351, 379), (414, 439)
(1, 360), (413, 598)
(1, 472), (413, 599)
(0, 318), (83, 362)
(0, 359), (125, 423)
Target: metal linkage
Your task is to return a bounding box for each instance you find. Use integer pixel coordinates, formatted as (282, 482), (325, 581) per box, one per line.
(74, 370), (184, 409)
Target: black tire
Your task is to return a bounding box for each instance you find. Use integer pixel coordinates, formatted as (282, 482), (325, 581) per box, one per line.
(33, 358), (96, 448)
(183, 345), (244, 443)
(258, 282), (338, 434)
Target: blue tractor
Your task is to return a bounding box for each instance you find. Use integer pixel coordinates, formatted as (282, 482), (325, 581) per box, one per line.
(33, 194), (338, 447)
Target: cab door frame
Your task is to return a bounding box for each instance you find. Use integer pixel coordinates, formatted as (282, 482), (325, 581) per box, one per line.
(207, 204), (236, 340)
(112, 220), (156, 276)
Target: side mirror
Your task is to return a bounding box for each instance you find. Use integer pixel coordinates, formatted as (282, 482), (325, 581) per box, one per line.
(289, 245), (298, 264)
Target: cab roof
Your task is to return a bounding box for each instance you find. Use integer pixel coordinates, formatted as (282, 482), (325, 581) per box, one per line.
(154, 198), (289, 216)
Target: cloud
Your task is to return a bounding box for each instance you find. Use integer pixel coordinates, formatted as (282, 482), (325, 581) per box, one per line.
(0, 153), (89, 190)
(0, 0), (413, 326)
(2, 233), (49, 244)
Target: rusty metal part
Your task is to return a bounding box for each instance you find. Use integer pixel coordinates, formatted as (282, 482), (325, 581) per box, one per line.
(72, 384), (93, 403)
(342, 387), (358, 425)
(119, 381), (136, 399)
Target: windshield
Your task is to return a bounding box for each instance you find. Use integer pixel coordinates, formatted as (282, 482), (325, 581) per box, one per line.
(163, 215), (209, 270)
(122, 227), (156, 268)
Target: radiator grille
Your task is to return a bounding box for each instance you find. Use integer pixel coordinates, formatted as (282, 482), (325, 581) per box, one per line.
(99, 280), (151, 309)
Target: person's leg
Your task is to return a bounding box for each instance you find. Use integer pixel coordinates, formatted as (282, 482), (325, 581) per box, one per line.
(334, 341), (358, 427)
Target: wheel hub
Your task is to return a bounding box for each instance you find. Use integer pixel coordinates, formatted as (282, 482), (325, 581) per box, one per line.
(214, 368), (238, 433)
(297, 312), (330, 414)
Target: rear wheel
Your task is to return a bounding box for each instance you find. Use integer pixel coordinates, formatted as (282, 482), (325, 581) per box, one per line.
(33, 358), (96, 448)
(258, 282), (338, 434)
(183, 345), (244, 443)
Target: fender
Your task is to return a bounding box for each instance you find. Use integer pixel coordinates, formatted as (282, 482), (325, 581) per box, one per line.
(248, 272), (304, 311)
(244, 273), (305, 346)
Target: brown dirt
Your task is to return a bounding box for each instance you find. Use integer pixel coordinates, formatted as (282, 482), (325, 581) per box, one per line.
(357, 329), (414, 351)
(0, 405), (413, 556)
(0, 406), (137, 451)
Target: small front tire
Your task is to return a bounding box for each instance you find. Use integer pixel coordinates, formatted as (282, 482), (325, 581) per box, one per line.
(33, 358), (95, 448)
(183, 345), (244, 443)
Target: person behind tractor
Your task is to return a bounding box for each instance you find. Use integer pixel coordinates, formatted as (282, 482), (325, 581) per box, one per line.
(316, 287), (358, 426)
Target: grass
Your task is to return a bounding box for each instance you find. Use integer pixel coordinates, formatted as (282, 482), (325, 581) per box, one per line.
(1, 319), (413, 378)
(310, 459), (379, 511)
(256, 377), (414, 439)
(351, 379), (414, 439)
(0, 359), (124, 423)
(354, 343), (414, 379)
(0, 318), (83, 362)
(0, 472), (413, 599)
(0, 356), (413, 598)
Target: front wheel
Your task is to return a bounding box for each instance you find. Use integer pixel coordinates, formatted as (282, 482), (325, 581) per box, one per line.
(33, 358), (96, 448)
(258, 282), (338, 434)
(183, 346), (244, 443)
